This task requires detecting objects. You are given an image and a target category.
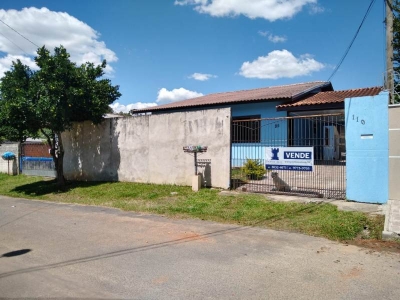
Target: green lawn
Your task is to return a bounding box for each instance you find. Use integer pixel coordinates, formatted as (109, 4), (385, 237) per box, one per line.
(0, 173), (384, 241)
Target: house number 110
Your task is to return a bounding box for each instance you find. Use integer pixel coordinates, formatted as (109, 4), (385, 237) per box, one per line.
(353, 115), (365, 125)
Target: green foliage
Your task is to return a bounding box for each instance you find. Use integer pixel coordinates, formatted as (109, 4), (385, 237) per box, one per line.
(393, 1), (400, 101)
(0, 45), (121, 185)
(242, 158), (265, 180)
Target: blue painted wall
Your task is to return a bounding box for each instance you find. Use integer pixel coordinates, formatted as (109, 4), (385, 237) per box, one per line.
(345, 92), (389, 203)
(231, 101), (287, 167)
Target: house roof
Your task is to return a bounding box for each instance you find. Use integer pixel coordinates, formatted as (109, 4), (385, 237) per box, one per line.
(276, 86), (383, 111)
(132, 81), (333, 113)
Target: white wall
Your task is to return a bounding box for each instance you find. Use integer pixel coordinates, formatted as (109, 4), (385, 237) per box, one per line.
(0, 142), (20, 175)
(62, 108), (231, 188)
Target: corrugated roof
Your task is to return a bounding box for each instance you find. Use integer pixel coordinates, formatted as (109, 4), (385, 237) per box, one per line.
(133, 81), (332, 113)
(277, 86), (383, 110)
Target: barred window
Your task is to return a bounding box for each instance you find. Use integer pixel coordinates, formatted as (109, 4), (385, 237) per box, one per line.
(232, 115), (261, 143)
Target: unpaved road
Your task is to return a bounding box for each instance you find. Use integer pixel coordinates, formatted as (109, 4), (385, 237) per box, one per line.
(0, 196), (399, 299)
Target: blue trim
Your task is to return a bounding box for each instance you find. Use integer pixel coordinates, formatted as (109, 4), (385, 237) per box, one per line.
(22, 157), (53, 162)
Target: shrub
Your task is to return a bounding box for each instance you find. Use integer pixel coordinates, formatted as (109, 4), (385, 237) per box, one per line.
(242, 159), (265, 180)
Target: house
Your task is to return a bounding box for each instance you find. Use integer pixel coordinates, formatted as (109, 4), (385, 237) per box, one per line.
(134, 82), (382, 161)
(134, 81), (333, 161)
(131, 82), (386, 199)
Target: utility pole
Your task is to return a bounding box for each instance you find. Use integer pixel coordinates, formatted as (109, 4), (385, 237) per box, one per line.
(386, 0), (395, 103)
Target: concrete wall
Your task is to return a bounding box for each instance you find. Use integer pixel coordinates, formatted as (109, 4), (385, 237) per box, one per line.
(0, 142), (20, 175)
(345, 92), (389, 204)
(389, 105), (400, 200)
(62, 108), (231, 189)
(384, 105), (400, 236)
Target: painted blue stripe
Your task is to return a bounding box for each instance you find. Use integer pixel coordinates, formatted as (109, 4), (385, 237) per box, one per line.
(22, 157), (53, 162)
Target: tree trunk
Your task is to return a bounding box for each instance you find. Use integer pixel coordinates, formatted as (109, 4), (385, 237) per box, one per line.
(55, 131), (65, 188)
(41, 129), (65, 188)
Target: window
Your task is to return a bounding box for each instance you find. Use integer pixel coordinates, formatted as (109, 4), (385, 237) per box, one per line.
(232, 115), (261, 143)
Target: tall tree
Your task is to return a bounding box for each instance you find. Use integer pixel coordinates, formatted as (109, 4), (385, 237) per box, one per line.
(0, 46), (121, 187)
(392, 0), (400, 100)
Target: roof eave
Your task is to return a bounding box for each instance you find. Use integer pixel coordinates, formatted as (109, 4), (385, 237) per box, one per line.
(277, 102), (344, 112)
(132, 96), (293, 114)
(291, 81), (333, 102)
(131, 81), (333, 114)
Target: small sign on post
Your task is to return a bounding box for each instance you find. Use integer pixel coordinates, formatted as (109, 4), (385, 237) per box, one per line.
(183, 145), (208, 175)
(183, 145), (208, 191)
(2, 152), (16, 175)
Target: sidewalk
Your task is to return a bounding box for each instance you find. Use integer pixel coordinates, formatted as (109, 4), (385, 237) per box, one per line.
(219, 191), (384, 215)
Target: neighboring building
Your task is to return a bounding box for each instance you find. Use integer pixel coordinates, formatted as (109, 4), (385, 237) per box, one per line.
(22, 139), (51, 158)
(21, 139), (55, 177)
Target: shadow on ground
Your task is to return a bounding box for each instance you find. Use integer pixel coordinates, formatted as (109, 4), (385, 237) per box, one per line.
(11, 180), (109, 196)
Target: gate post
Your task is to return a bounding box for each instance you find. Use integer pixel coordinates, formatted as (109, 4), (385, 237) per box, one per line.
(345, 92), (389, 204)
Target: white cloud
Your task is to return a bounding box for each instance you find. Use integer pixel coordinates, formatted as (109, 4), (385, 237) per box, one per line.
(268, 34), (287, 43)
(258, 31), (269, 37)
(239, 49), (325, 79)
(157, 88), (204, 103)
(0, 7), (117, 77)
(309, 4), (325, 14)
(110, 102), (157, 114)
(189, 72), (217, 81)
(258, 31), (287, 43)
(0, 54), (38, 76)
(175, 0), (318, 21)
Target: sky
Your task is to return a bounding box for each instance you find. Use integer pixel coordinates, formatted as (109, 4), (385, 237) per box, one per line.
(0, 0), (387, 113)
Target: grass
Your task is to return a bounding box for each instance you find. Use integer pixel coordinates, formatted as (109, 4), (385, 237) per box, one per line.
(0, 173), (384, 241)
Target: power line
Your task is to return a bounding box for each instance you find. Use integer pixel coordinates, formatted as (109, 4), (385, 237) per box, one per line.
(327, 0), (377, 81)
(0, 30), (31, 56)
(0, 18), (39, 48)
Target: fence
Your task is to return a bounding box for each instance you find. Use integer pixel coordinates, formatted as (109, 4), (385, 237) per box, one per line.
(21, 157), (56, 177)
(231, 114), (346, 199)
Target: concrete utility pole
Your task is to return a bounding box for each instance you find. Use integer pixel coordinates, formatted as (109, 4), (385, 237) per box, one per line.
(386, 0), (395, 103)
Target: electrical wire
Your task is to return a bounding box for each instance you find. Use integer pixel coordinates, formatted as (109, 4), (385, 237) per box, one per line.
(327, 0), (377, 81)
(0, 18), (39, 48)
(0, 30), (31, 56)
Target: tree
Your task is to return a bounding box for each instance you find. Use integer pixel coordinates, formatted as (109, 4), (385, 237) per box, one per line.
(392, 0), (400, 100)
(0, 46), (121, 187)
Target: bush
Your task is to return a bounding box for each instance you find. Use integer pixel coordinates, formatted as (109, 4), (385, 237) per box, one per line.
(242, 159), (265, 180)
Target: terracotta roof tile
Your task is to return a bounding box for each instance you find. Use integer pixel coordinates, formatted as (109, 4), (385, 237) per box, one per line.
(277, 86), (383, 110)
(133, 81), (332, 113)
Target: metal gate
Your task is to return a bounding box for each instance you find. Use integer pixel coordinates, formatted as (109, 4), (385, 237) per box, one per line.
(20, 142), (56, 177)
(231, 114), (346, 199)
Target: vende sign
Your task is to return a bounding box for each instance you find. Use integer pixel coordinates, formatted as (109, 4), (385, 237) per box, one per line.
(284, 151), (312, 160)
(265, 147), (314, 171)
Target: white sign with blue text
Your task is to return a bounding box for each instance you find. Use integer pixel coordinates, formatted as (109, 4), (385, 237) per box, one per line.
(265, 147), (314, 171)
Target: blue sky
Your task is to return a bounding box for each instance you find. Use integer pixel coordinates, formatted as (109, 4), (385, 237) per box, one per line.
(0, 0), (386, 112)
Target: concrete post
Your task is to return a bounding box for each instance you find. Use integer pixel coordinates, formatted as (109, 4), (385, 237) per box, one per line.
(192, 174), (202, 192)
